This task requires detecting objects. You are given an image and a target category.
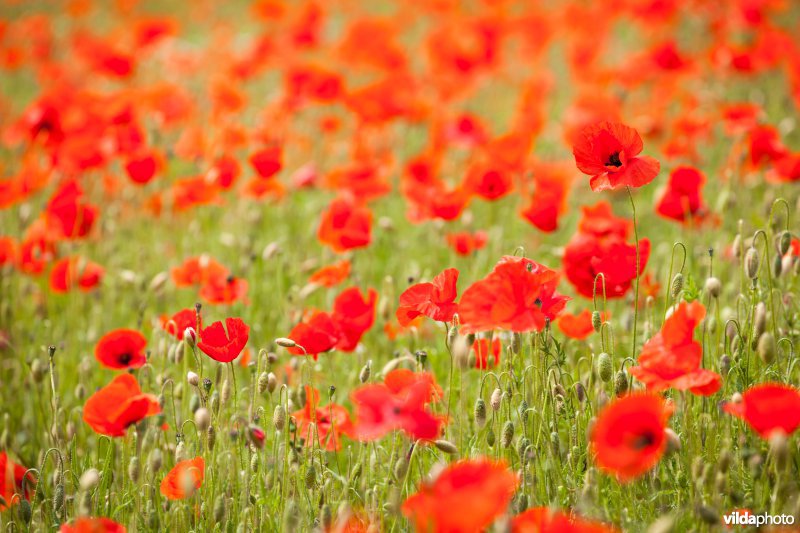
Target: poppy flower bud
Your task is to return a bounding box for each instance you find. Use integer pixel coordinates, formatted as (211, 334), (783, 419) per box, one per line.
(596, 352), (612, 382)
(720, 354), (731, 376)
(257, 372), (269, 394)
(490, 388), (502, 411)
(273, 405), (286, 431)
(175, 441), (186, 462)
(53, 483), (64, 512)
(266, 373), (277, 393)
(194, 407), (210, 432)
(474, 398), (487, 428)
(575, 382), (586, 404)
(733, 234), (742, 258)
(183, 327), (197, 347)
(221, 379), (231, 405)
(757, 332), (776, 364)
(434, 440), (458, 455)
(670, 273), (683, 299)
(614, 371), (628, 396)
(591, 310), (602, 332)
(704, 277), (721, 298)
(745, 247), (759, 279)
(80, 468), (100, 490)
(128, 457), (140, 483)
(772, 254), (783, 278)
(207, 426), (216, 451)
(359, 361), (371, 383)
(187, 371), (199, 387)
(210, 391), (220, 415)
(486, 427), (496, 447)
(149, 448), (163, 473)
(393, 456), (409, 480)
(249, 425), (266, 448)
(768, 430), (788, 469)
(779, 230), (791, 256)
(501, 421), (514, 448)
(664, 428), (681, 455)
(19, 499), (32, 524)
(214, 495), (226, 523)
(275, 337), (296, 348)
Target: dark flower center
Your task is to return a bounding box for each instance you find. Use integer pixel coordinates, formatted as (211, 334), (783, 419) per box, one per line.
(632, 431), (655, 450)
(534, 298), (542, 307)
(606, 151), (622, 168)
(118, 352), (132, 365)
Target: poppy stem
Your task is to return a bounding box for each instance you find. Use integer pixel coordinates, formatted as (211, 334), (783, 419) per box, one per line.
(627, 186), (640, 359)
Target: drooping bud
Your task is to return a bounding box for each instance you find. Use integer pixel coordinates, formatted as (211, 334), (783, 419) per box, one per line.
(597, 352), (612, 382)
(275, 338), (296, 348)
(359, 361), (371, 383)
(670, 273), (683, 299)
(474, 398), (487, 428)
(614, 371), (629, 396)
(779, 230), (791, 256)
(434, 440), (459, 455)
(501, 421), (515, 448)
(757, 332), (776, 364)
(258, 372), (269, 394)
(745, 247), (760, 279)
(591, 310), (602, 332)
(490, 388), (502, 411)
(273, 405), (286, 431)
(704, 277), (721, 298)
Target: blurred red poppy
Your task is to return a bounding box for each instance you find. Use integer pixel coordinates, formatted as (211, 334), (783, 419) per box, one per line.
(557, 309), (605, 341)
(197, 317), (250, 363)
(44, 180), (98, 239)
(249, 145), (283, 179)
(402, 458), (518, 533)
(629, 301), (721, 396)
(160, 457), (205, 500)
(473, 337), (501, 369)
(95, 329), (147, 369)
(383, 369), (443, 401)
(160, 308), (197, 340)
(459, 256), (568, 334)
(317, 197), (372, 253)
(49, 257), (104, 293)
(60, 517), (126, 533)
(0, 452), (34, 511)
(83, 374), (161, 437)
(446, 231), (487, 256)
(573, 122), (660, 192)
(396, 268), (459, 326)
(351, 380), (444, 441)
(511, 507), (618, 533)
(308, 259), (351, 287)
(655, 166), (708, 223)
(292, 386), (353, 451)
(591, 393), (671, 482)
(723, 383), (800, 439)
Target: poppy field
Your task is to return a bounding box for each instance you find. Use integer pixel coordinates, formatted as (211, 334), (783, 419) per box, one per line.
(2, 0), (800, 531)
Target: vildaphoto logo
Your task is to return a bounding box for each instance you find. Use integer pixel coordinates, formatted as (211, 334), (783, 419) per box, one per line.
(722, 511), (795, 526)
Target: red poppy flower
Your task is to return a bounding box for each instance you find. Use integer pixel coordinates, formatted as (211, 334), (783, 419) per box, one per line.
(49, 257), (104, 293)
(384, 369), (443, 401)
(396, 268), (459, 327)
(459, 257), (569, 334)
(0, 452), (34, 511)
(0, 237), (17, 267)
(511, 507), (619, 533)
(556, 309), (606, 341)
(160, 457), (205, 500)
(287, 310), (341, 358)
(308, 259), (351, 287)
(591, 393), (671, 482)
(160, 308), (198, 340)
(83, 374), (161, 437)
(95, 329), (148, 369)
(747, 125), (787, 168)
(331, 287), (377, 351)
(402, 459), (518, 533)
(446, 231), (487, 256)
(723, 383), (800, 439)
(197, 317), (250, 363)
(208, 154), (241, 189)
(519, 161), (573, 233)
(655, 166), (708, 223)
(473, 337), (501, 369)
(60, 517), (127, 533)
(629, 301), (721, 396)
(199, 275), (249, 305)
(351, 380), (444, 441)
(563, 204), (650, 299)
(573, 122), (660, 192)
(171, 256), (229, 287)
(291, 386), (354, 451)
(124, 150), (161, 185)
(44, 180), (98, 239)
(249, 145), (283, 179)
(317, 197), (372, 253)
(464, 162), (514, 201)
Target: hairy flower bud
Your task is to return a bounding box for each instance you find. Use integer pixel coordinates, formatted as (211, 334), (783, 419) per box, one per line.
(490, 388), (502, 411)
(474, 398), (487, 428)
(273, 405), (286, 431)
(591, 310), (602, 332)
(670, 273), (683, 298)
(597, 352), (612, 382)
(745, 247), (759, 279)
